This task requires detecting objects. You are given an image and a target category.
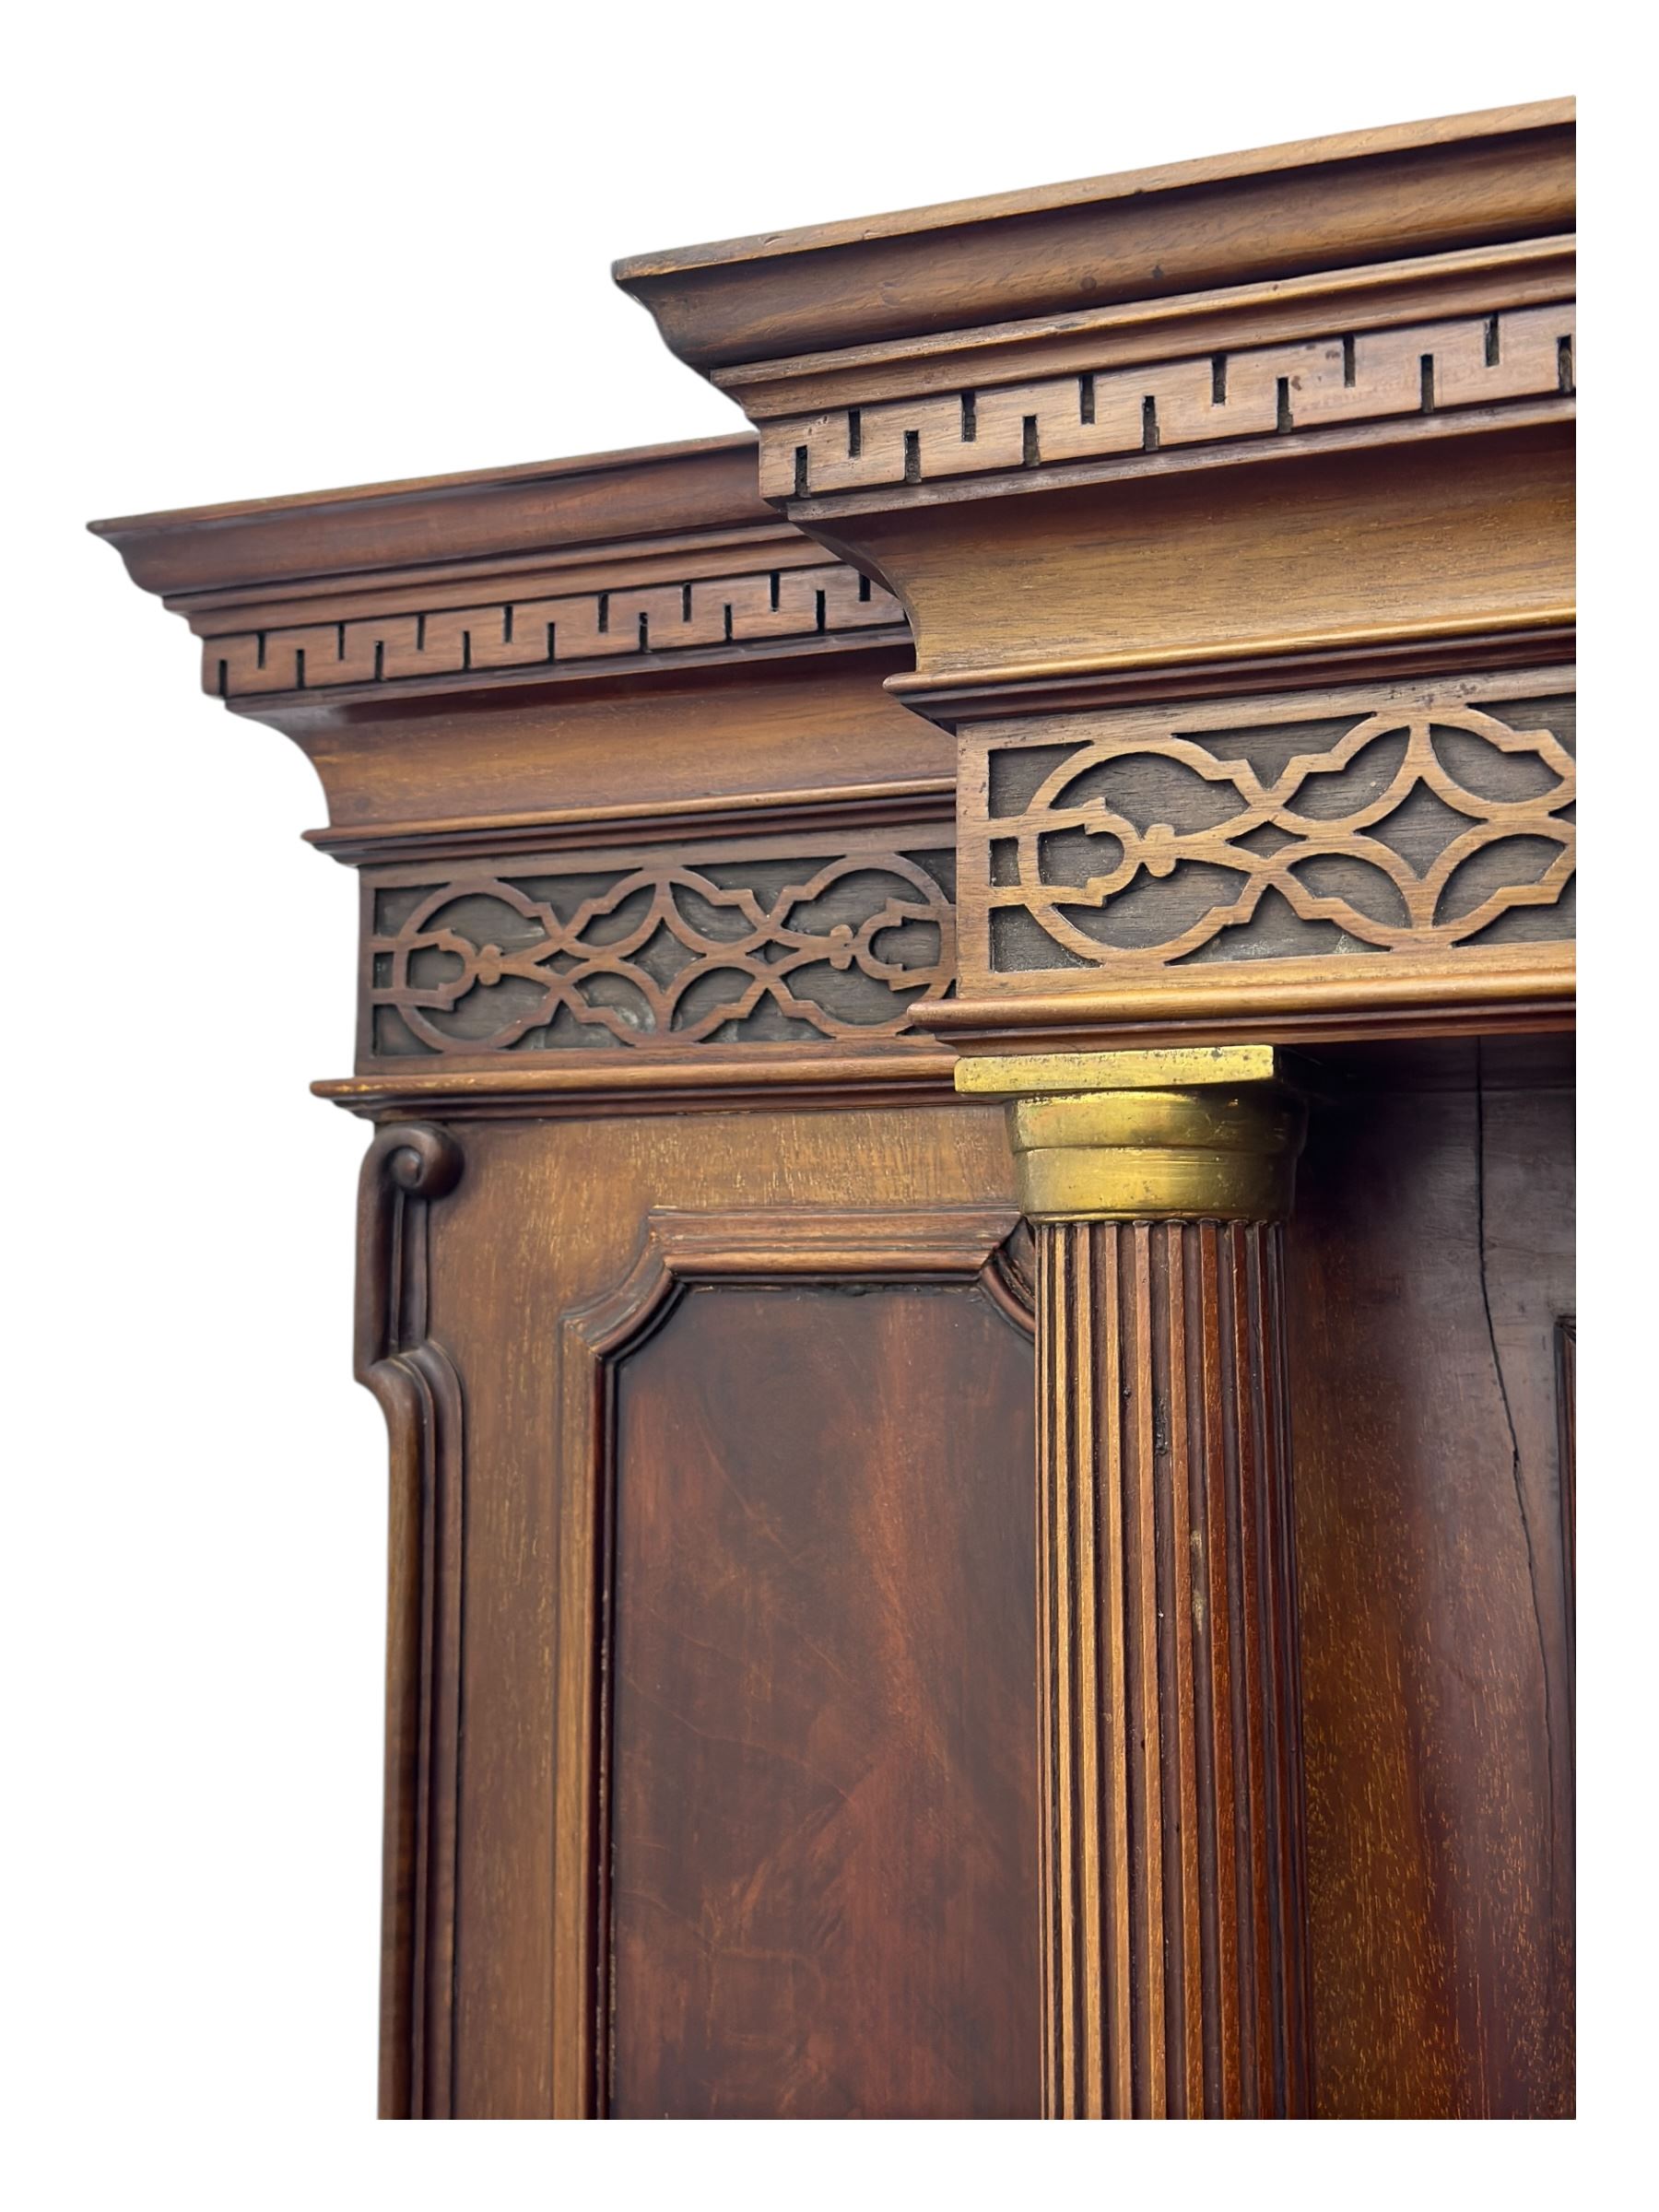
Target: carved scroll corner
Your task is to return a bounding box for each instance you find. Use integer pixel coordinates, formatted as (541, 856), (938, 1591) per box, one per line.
(375, 1119), (465, 1202)
(982, 1218), (1038, 1336)
(354, 1115), (466, 2120)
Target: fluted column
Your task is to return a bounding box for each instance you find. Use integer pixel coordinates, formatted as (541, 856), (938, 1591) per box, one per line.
(959, 1048), (1312, 2118)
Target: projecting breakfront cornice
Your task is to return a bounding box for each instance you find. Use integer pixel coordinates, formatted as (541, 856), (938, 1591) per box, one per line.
(94, 100), (1577, 1111)
(93, 436), (979, 1112)
(618, 117), (1575, 2121)
(89, 102), (1578, 2124)
(615, 100), (1574, 370)
(92, 434), (906, 711)
(617, 100), (1576, 1055)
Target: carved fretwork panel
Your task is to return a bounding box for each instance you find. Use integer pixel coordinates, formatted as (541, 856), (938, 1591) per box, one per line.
(760, 304), (1575, 500)
(959, 669), (1575, 1002)
(360, 830), (957, 1064)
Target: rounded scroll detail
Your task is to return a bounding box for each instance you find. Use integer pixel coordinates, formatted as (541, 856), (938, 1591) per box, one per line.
(379, 1122), (465, 1200)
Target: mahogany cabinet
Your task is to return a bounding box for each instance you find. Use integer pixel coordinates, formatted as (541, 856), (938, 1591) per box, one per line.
(95, 98), (1574, 2119)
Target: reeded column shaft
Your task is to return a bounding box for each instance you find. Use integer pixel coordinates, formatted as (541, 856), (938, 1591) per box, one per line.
(1038, 1216), (1307, 2117)
(959, 1047), (1312, 2120)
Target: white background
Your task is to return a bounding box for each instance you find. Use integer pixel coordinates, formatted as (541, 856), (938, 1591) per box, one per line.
(6, 4), (1640, 2198)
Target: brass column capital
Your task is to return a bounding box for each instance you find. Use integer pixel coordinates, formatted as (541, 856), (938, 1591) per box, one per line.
(955, 1046), (1305, 1223)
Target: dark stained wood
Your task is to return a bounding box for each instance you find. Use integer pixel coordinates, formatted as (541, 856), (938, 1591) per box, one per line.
(357, 830), (956, 1065)
(415, 1105), (1026, 2118)
(96, 100), (1575, 2124)
(1288, 1055), (1573, 2117)
(1557, 1315), (1575, 1706)
(353, 1124), (465, 2118)
(620, 109), (1575, 1068)
(608, 1276), (1038, 2118)
(553, 1203), (1034, 2115)
(959, 672), (1574, 986)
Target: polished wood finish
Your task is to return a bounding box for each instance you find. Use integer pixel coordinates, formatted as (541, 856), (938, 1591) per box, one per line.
(837, 431), (1572, 691)
(749, 306), (1572, 504)
(285, 651), (937, 856)
(434, 1105), (1030, 2116)
(357, 829), (955, 1066)
(959, 675), (1573, 980)
(617, 102), (1573, 370)
(714, 241), (1574, 421)
(97, 100), (1573, 2120)
(1288, 1049), (1573, 2116)
(587, 1217), (1038, 2116)
(553, 1204), (1037, 2117)
(92, 440), (925, 853)
(354, 1124), (465, 2117)
(91, 434), (771, 596)
(1038, 1218), (1308, 2116)
(626, 108), (1575, 1063)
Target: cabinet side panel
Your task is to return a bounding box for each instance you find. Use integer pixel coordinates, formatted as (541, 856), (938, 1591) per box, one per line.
(429, 1103), (1022, 2115)
(608, 1280), (1040, 2118)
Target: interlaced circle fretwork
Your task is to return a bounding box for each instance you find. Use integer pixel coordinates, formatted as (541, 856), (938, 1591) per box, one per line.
(371, 852), (955, 1053)
(992, 703), (1575, 968)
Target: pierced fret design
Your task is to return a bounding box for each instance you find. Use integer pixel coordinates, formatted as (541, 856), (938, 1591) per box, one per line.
(364, 836), (956, 1060)
(962, 677), (1575, 984)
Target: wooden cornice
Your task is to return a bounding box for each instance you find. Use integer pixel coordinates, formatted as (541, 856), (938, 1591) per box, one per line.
(706, 239), (1575, 422)
(93, 430), (961, 1103)
(89, 434), (908, 712)
(617, 103), (1576, 1057)
(615, 100), (1573, 371)
(614, 109), (1575, 696)
(94, 106), (1577, 1082)
(91, 434), (770, 597)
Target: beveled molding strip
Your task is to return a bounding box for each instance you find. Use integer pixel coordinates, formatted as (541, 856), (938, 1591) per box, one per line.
(923, 952), (1574, 1057)
(617, 102), (1573, 372)
(310, 777), (956, 867)
(314, 1048), (959, 1123)
(719, 238), (1574, 415)
(206, 558), (903, 700)
(758, 300), (1574, 503)
(889, 617), (1577, 725)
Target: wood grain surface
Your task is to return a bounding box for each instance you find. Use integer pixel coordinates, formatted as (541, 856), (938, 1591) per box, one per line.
(608, 1276), (1037, 2117)
(353, 1124), (465, 2118)
(413, 1102), (1029, 2116)
(98, 100), (1577, 2121)
(345, 1049), (1573, 2120)
(616, 102), (1572, 371)
(1036, 1218), (1309, 2117)
(1288, 1050), (1573, 2115)
(825, 427), (1573, 686)
(269, 648), (935, 845)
